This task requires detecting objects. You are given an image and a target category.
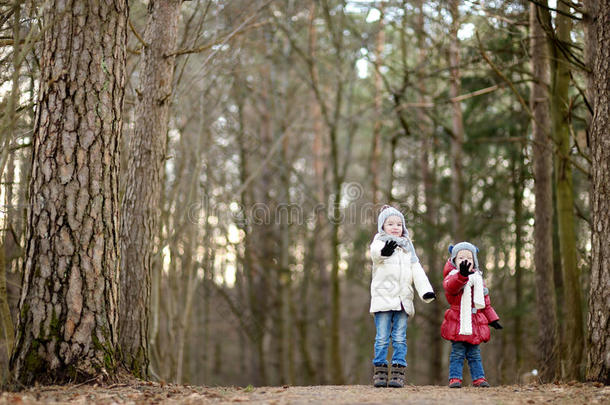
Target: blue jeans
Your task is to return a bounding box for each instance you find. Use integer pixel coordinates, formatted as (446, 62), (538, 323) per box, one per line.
(449, 341), (485, 380)
(372, 310), (408, 367)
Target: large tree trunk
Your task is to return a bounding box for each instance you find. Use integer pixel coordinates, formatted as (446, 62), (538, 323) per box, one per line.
(547, 1), (585, 380)
(449, 0), (465, 240)
(529, 3), (560, 383)
(9, 0), (127, 385)
(119, 0), (181, 379)
(586, 0), (610, 384)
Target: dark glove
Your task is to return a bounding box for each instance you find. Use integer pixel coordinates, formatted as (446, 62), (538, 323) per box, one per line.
(489, 320), (503, 329)
(423, 292), (436, 300)
(380, 240), (398, 257)
(458, 260), (472, 277)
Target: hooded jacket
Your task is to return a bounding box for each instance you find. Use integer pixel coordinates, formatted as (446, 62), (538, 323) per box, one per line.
(440, 259), (499, 344)
(369, 233), (435, 317)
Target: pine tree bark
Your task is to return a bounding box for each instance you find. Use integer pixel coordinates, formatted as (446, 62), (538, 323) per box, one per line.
(9, 0), (127, 385)
(119, 0), (181, 379)
(586, 0), (610, 384)
(529, 3), (560, 383)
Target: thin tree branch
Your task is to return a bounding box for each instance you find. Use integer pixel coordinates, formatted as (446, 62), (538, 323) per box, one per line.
(527, 0), (583, 20)
(129, 18), (147, 49)
(167, 21), (270, 57)
(476, 32), (590, 177)
(451, 84), (503, 102)
(476, 32), (531, 116)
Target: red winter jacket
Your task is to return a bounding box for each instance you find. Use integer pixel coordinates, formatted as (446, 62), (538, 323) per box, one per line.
(440, 259), (499, 345)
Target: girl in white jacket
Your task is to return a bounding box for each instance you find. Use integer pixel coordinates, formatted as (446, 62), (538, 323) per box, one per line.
(370, 205), (436, 388)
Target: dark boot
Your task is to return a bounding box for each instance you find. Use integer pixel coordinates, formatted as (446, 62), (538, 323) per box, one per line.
(388, 364), (406, 388)
(373, 364), (388, 387)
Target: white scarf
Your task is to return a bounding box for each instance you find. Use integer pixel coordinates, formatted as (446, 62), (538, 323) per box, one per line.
(450, 269), (485, 335)
(375, 232), (419, 263)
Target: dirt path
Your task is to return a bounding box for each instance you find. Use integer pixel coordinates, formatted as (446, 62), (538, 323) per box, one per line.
(1, 381), (608, 404)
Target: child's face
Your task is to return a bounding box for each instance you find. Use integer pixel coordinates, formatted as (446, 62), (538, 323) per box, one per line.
(383, 216), (403, 237)
(455, 250), (474, 267)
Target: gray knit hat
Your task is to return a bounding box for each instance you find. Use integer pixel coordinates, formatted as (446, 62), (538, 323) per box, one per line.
(450, 241), (480, 270)
(377, 205), (408, 237)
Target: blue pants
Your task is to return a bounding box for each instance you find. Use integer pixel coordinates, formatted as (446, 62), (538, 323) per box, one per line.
(372, 310), (408, 367)
(449, 341), (485, 380)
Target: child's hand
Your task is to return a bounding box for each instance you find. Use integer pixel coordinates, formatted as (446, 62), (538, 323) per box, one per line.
(458, 260), (473, 277)
(489, 320), (503, 329)
(380, 240), (398, 256)
(423, 292), (436, 300)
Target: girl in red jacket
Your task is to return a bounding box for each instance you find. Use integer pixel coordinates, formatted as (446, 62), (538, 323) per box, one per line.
(441, 242), (502, 388)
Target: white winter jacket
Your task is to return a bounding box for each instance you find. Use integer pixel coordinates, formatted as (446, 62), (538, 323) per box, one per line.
(369, 234), (435, 316)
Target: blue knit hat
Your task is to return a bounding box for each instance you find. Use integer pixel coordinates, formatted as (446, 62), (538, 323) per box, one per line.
(449, 241), (480, 270)
(377, 205), (408, 237)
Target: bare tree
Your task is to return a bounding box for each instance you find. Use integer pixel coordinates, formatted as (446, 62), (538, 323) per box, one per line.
(119, 0), (182, 379)
(273, 0), (360, 384)
(308, 3), (329, 384)
(511, 143), (526, 373)
(9, 0), (127, 385)
(541, 0), (586, 379)
(0, 2), (21, 372)
(369, 4), (384, 206)
(415, 0), (442, 384)
(448, 0), (465, 240)
(530, 2), (560, 383)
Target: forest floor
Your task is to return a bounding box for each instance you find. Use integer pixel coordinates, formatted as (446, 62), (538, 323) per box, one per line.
(0, 380), (608, 404)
